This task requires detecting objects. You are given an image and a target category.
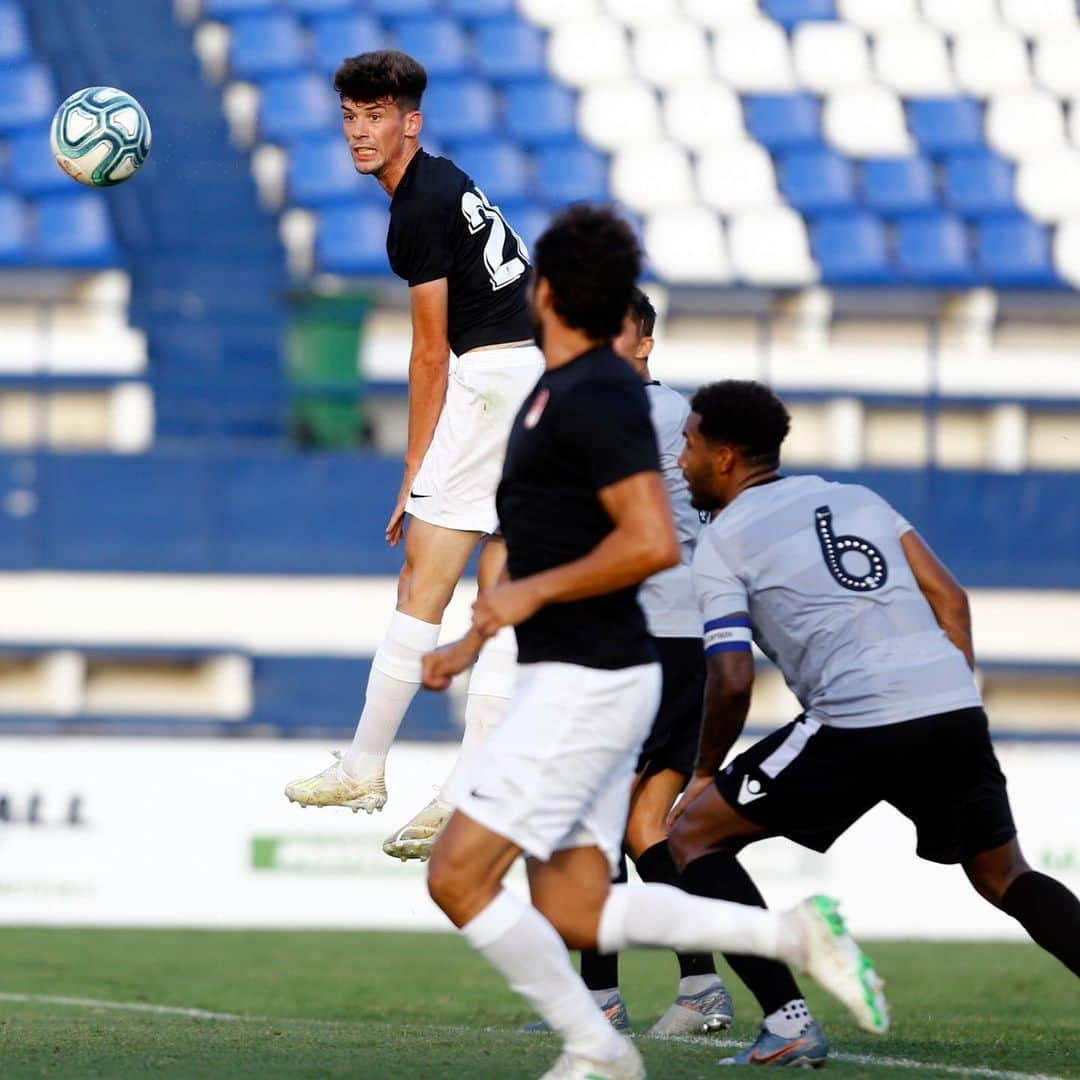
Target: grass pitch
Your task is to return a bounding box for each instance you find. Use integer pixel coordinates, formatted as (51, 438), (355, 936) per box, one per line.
(0, 929), (1076, 1078)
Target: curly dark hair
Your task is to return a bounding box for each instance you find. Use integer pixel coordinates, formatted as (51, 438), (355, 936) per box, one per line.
(690, 380), (791, 466)
(334, 50), (427, 109)
(627, 287), (656, 338)
(533, 205), (642, 341)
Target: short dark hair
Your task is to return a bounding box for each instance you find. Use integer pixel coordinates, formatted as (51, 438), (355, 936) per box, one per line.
(334, 50), (427, 110)
(690, 380), (791, 466)
(627, 287), (656, 338)
(533, 205), (642, 341)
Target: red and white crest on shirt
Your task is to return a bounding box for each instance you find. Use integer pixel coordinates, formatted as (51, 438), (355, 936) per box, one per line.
(524, 388), (549, 430)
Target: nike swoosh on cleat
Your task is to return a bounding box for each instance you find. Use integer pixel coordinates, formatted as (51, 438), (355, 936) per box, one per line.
(749, 1036), (812, 1065)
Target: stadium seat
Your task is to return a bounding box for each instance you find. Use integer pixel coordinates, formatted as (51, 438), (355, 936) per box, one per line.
(895, 214), (976, 285)
(1052, 216), (1080, 287)
(1033, 32), (1080, 98)
(421, 79), (496, 143)
(811, 211), (893, 284)
(1000, 0), (1078, 37)
(645, 207), (732, 283)
(0, 192), (28, 264)
(368, 0), (439, 14)
(975, 215), (1060, 286)
(311, 14), (384, 75)
(445, 0), (516, 19)
(682, 0), (759, 28)
(792, 22), (872, 94)
(258, 73), (339, 143)
(35, 194), (118, 267)
(473, 19), (547, 83)
(604, 0), (681, 25)
(284, 0), (354, 15)
(228, 13), (309, 80)
(743, 93), (822, 152)
(0, 2), (31, 64)
(504, 80), (578, 146)
(953, 27), (1031, 98)
(873, 24), (956, 98)
(286, 133), (379, 207)
(662, 83), (744, 149)
(0, 64), (56, 133)
(1016, 148), (1080, 223)
(578, 80), (662, 152)
(823, 85), (913, 157)
(942, 151), (1016, 217)
(836, 0), (917, 30)
(452, 142), (533, 204)
(204, 0), (277, 16)
(713, 19), (798, 93)
(985, 90), (1066, 160)
(698, 141), (781, 212)
(391, 17), (471, 78)
(609, 141), (695, 212)
(908, 98), (985, 155)
(728, 207), (817, 286)
(631, 21), (711, 88)
(6, 127), (73, 196)
(921, 0), (999, 33)
(761, 0), (837, 31)
(518, 0), (601, 25)
(777, 148), (856, 213)
(535, 145), (609, 204)
(315, 204), (391, 274)
(548, 17), (632, 88)
(861, 157), (938, 216)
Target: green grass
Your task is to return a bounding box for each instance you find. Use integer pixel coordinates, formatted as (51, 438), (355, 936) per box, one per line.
(0, 930), (1076, 1078)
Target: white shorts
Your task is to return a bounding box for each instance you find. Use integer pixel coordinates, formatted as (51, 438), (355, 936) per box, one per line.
(446, 660), (662, 873)
(405, 343), (543, 535)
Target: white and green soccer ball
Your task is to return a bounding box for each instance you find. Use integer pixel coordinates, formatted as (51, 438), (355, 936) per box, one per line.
(50, 86), (152, 187)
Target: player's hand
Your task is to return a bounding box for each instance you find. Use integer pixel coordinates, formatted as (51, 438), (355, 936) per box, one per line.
(667, 773), (714, 829)
(422, 634), (483, 691)
(386, 469), (417, 547)
(472, 579), (543, 637)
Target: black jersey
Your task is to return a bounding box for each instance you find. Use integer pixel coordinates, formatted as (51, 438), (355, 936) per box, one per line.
(386, 149), (533, 357)
(497, 344), (662, 670)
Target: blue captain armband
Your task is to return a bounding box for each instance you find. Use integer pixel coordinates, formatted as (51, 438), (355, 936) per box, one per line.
(703, 614), (753, 657)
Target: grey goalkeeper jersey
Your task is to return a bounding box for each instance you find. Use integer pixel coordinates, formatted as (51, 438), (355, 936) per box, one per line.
(640, 381), (702, 639)
(692, 474), (982, 729)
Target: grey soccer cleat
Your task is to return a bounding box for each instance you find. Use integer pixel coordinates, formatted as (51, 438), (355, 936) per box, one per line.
(381, 797), (453, 862)
(523, 992), (630, 1034)
(645, 975), (734, 1036)
(719, 1020), (828, 1068)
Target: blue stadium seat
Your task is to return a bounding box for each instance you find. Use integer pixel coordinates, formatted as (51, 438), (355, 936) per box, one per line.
(259, 73), (339, 143)
(777, 148), (855, 213)
(474, 19), (547, 83)
(35, 194), (117, 267)
(228, 13), (309, 80)
(907, 98), (985, 156)
(285, 0), (356, 17)
(391, 16), (471, 78)
(943, 151), (1016, 217)
(204, 0), (277, 17)
(368, 0), (439, 14)
(536, 144), (608, 204)
(312, 13), (384, 75)
(861, 157), (938, 216)
(0, 2), (32, 64)
(287, 133), (384, 207)
(762, 0), (836, 30)
(316, 204), (391, 274)
(895, 213), (976, 285)
(505, 80), (577, 146)
(452, 141), (533, 204)
(743, 94), (822, 152)
(421, 79), (497, 143)
(0, 64), (56, 133)
(0, 193), (28, 264)
(976, 215), (1059, 287)
(812, 212), (892, 284)
(6, 126), (72, 195)
(445, 0), (516, 18)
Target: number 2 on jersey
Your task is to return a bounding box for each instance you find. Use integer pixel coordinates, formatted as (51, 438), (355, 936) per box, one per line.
(461, 188), (529, 291)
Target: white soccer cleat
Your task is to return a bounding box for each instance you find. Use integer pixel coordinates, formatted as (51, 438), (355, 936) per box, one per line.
(284, 751), (387, 814)
(790, 895), (890, 1036)
(539, 1035), (645, 1080)
(381, 797), (452, 862)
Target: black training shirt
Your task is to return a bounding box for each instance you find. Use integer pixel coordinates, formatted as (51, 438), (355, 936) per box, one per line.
(497, 344), (662, 670)
(387, 150), (533, 357)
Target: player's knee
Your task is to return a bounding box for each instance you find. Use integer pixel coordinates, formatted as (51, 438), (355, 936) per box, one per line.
(965, 843), (1031, 907)
(426, 847), (474, 921)
(533, 895), (600, 951)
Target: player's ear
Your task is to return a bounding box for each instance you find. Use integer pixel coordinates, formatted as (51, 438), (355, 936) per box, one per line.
(534, 275), (553, 314)
(637, 335), (655, 363)
(404, 109), (422, 138)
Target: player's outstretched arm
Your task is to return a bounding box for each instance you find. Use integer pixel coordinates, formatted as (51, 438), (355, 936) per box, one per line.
(900, 529), (975, 669)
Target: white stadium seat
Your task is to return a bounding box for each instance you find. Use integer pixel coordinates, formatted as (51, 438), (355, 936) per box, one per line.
(823, 85), (914, 157)
(681, 0), (759, 29)
(548, 16), (632, 88)
(728, 207), (818, 287)
(953, 26), (1031, 97)
(713, 19), (797, 92)
(1052, 216), (1080, 287)
(518, 0), (600, 26)
(662, 82), (745, 149)
(921, 0), (999, 34)
(609, 140), (696, 212)
(985, 89), (1066, 160)
(1016, 147), (1080, 222)
(1034, 31), (1080, 98)
(577, 79), (662, 151)
(873, 24), (956, 97)
(792, 22), (872, 94)
(631, 20), (711, 88)
(645, 206), (733, 283)
(604, 0), (680, 26)
(1000, 0), (1079, 38)
(837, 0), (918, 32)
(697, 140), (781, 213)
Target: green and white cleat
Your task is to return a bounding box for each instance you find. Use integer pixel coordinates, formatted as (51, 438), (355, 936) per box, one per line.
(540, 1035), (645, 1080)
(791, 895), (889, 1036)
(644, 976), (734, 1036)
(381, 797), (452, 862)
(284, 751), (387, 814)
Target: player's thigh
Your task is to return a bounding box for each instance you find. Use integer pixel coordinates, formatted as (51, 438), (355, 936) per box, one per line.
(625, 767), (687, 860)
(527, 845), (614, 950)
(399, 517), (482, 619)
(668, 781), (770, 869)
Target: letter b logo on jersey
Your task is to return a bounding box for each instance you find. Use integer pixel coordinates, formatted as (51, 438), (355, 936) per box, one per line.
(814, 506), (888, 592)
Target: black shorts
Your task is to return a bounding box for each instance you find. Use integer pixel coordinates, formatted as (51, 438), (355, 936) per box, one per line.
(714, 706), (1017, 865)
(636, 636), (704, 779)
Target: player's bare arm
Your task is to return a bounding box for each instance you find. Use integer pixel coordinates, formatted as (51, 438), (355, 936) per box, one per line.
(900, 529), (975, 668)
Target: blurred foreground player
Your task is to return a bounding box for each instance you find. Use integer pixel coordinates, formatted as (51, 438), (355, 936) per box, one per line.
(285, 51), (542, 857)
(421, 207), (888, 1080)
(670, 380), (1080, 1065)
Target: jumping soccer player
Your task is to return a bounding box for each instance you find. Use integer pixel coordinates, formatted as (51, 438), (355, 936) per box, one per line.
(285, 51), (542, 858)
(670, 379), (1080, 1066)
(421, 207), (888, 1080)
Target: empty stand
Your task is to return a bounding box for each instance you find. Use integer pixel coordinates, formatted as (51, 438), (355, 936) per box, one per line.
(792, 21), (871, 93)
(861, 157), (937, 216)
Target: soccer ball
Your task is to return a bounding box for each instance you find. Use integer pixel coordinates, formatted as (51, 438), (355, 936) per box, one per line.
(50, 86), (152, 187)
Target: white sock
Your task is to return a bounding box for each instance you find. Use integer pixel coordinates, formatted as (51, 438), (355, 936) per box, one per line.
(462, 889), (626, 1061)
(597, 884), (801, 967)
(342, 611), (440, 778)
(440, 692), (509, 803)
(764, 998), (813, 1039)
